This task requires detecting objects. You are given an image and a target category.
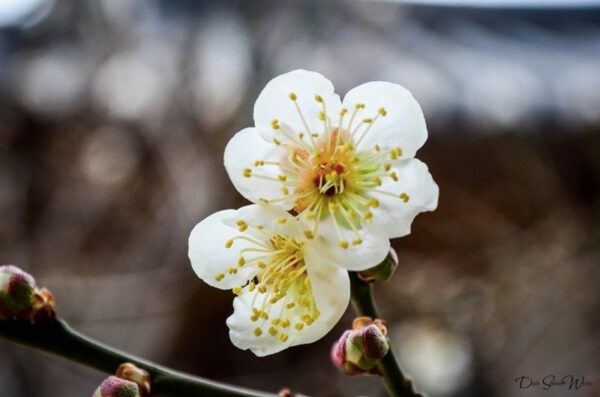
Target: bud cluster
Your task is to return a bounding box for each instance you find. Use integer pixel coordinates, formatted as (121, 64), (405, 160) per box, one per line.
(92, 363), (151, 397)
(331, 317), (390, 376)
(0, 265), (55, 323)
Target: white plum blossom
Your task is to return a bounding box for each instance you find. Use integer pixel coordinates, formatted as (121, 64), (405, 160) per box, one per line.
(189, 204), (350, 356)
(225, 70), (438, 271)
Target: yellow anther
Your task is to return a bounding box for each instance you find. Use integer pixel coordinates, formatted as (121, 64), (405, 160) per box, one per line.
(400, 193), (410, 203)
(272, 318), (281, 325)
(251, 314), (259, 322)
(315, 95), (323, 103)
(254, 328), (262, 337)
(396, 147), (403, 156)
(378, 107), (387, 116)
(232, 286), (242, 295)
(339, 241), (349, 249)
(374, 177), (382, 186)
(364, 212), (373, 221)
(304, 230), (314, 239)
(269, 297), (278, 304)
(269, 327), (278, 336)
(260, 311), (269, 320)
(278, 174), (287, 182)
(352, 238), (363, 246)
(375, 144), (381, 152)
(281, 187), (289, 195)
(279, 333), (289, 342)
(384, 163), (391, 171)
(236, 220), (248, 231)
(271, 119), (280, 129)
(248, 282), (256, 292)
(340, 107), (348, 116)
(258, 285), (267, 293)
(214, 273), (225, 282)
(363, 118), (373, 123)
(281, 319), (290, 328)
(390, 172), (398, 181)
(228, 268), (238, 274)
(258, 261), (266, 269)
(286, 302), (296, 309)
(288, 92), (297, 101)
(277, 217), (287, 224)
(254, 160), (265, 166)
(367, 198), (379, 208)
(311, 133), (319, 138)
(298, 132), (304, 139)
(355, 103), (364, 109)
(243, 168), (252, 178)
(318, 111), (326, 121)
(390, 151), (398, 160)
(295, 323), (304, 331)
(238, 256), (245, 266)
(224, 239), (233, 248)
(273, 138), (281, 145)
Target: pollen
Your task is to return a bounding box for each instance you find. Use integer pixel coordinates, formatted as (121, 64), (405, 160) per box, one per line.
(238, 256), (246, 266)
(288, 92), (297, 101)
(352, 238), (363, 246)
(378, 107), (387, 116)
(367, 198), (379, 208)
(278, 174), (287, 181)
(315, 95), (324, 103)
(304, 230), (314, 239)
(243, 168), (252, 178)
(254, 328), (262, 337)
(390, 172), (398, 182)
(279, 333), (289, 342)
(232, 286), (242, 295)
(269, 327), (278, 336)
(225, 239), (234, 248)
(339, 241), (349, 249)
(400, 193), (410, 202)
(294, 323), (304, 331)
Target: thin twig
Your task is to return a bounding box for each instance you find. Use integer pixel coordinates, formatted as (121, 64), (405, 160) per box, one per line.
(349, 272), (424, 397)
(0, 319), (276, 397)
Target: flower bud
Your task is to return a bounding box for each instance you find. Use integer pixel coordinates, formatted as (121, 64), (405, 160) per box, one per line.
(92, 376), (141, 397)
(0, 265), (55, 323)
(331, 317), (389, 376)
(116, 363), (151, 397)
(358, 248), (398, 283)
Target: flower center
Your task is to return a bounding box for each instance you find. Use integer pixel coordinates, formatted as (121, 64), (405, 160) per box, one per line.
(242, 94), (412, 248)
(219, 220), (320, 342)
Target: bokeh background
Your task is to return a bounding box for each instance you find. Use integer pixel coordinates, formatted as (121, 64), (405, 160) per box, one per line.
(1, 0), (599, 396)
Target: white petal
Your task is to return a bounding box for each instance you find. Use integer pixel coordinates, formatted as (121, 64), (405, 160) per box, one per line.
(254, 70), (342, 139)
(227, 289), (293, 356)
(299, 248), (350, 344)
(224, 127), (294, 210)
(221, 204), (303, 240)
(188, 210), (257, 290)
(370, 159), (438, 238)
(309, 217), (390, 271)
(343, 81), (427, 158)
(226, 247), (350, 356)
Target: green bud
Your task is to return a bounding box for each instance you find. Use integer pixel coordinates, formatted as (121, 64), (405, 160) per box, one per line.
(358, 248), (398, 283)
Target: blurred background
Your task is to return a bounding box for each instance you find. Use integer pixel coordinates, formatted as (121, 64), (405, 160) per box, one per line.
(0, 0), (599, 396)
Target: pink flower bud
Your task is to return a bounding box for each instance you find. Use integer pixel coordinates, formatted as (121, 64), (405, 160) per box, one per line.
(92, 376), (140, 397)
(331, 317), (390, 376)
(357, 248), (398, 283)
(0, 265), (55, 323)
